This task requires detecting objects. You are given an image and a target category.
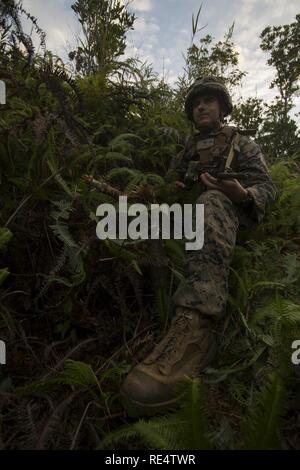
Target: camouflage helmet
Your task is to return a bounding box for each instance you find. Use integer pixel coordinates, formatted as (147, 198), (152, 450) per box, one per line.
(184, 76), (233, 121)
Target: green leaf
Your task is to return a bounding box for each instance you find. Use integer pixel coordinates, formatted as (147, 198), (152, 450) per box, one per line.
(131, 260), (143, 276)
(0, 228), (12, 251)
(179, 378), (212, 450)
(16, 360), (99, 395)
(242, 373), (284, 450)
(0, 268), (10, 286)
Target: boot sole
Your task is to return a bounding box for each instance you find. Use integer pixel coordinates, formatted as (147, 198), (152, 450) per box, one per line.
(120, 388), (184, 418)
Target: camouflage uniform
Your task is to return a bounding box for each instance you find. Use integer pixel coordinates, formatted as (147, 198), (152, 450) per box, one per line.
(168, 125), (277, 319)
(121, 77), (277, 415)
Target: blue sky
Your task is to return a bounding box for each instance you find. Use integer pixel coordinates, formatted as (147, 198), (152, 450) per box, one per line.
(22, 0), (300, 116)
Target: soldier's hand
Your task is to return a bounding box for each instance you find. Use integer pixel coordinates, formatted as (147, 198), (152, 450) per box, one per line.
(199, 172), (248, 204)
(175, 180), (186, 189)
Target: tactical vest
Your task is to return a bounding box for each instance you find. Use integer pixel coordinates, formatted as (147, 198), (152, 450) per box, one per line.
(180, 125), (240, 177)
(168, 125), (241, 202)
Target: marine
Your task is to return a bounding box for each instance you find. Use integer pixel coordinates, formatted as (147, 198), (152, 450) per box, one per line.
(121, 76), (277, 415)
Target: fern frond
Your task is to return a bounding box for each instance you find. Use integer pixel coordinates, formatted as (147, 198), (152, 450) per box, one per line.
(134, 417), (183, 450)
(0, 268), (10, 286)
(16, 360), (99, 395)
(0, 228), (12, 251)
(47, 160), (74, 198)
(18, 401), (39, 450)
(98, 424), (140, 449)
(178, 378), (212, 450)
(60, 359), (99, 388)
(35, 394), (75, 450)
(99, 416), (183, 450)
(242, 373), (284, 450)
(251, 295), (300, 326)
(51, 200), (74, 221)
(99, 379), (211, 450)
(50, 223), (78, 248)
(109, 133), (143, 152)
(105, 167), (143, 191)
(96, 151), (133, 164)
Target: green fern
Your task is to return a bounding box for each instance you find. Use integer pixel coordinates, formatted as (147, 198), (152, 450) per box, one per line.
(0, 228), (12, 251)
(0, 228), (12, 286)
(96, 151), (133, 165)
(50, 200), (78, 249)
(16, 360), (99, 395)
(58, 359), (99, 388)
(241, 373), (285, 450)
(0, 268), (9, 286)
(253, 296), (300, 325)
(47, 159), (74, 198)
(50, 223), (78, 249)
(105, 167), (143, 191)
(51, 200), (74, 221)
(177, 378), (212, 450)
(99, 374), (285, 451)
(99, 413), (183, 450)
(134, 417), (183, 450)
(99, 378), (211, 450)
(109, 133), (143, 153)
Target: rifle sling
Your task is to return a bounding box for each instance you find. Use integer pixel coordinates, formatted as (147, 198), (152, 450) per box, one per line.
(224, 132), (241, 172)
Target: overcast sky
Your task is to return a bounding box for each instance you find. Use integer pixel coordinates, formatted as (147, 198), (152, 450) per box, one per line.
(22, 0), (300, 116)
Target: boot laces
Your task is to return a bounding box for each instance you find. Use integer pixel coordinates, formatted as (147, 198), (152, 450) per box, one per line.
(155, 312), (194, 364)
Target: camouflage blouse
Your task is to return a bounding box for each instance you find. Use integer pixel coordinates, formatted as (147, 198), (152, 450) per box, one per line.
(165, 125), (277, 226)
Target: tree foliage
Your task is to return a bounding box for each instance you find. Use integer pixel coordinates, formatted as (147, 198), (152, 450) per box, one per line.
(260, 15), (300, 115)
(69, 0), (135, 75)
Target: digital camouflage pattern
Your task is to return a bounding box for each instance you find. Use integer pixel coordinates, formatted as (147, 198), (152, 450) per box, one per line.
(168, 125), (277, 319)
(121, 95), (278, 414)
(172, 188), (241, 318)
(167, 125), (277, 225)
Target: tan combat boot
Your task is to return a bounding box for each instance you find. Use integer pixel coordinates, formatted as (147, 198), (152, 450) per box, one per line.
(121, 307), (217, 415)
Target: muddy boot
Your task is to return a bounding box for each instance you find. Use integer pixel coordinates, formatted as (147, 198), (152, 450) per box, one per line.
(121, 307), (217, 416)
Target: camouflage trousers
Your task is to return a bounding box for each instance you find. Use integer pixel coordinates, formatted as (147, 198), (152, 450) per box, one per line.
(172, 189), (240, 319)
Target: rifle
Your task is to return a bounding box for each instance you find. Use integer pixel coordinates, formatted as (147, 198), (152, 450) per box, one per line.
(183, 158), (252, 189)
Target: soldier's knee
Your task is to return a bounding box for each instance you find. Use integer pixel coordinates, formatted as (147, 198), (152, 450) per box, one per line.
(196, 189), (232, 205)
(196, 190), (239, 230)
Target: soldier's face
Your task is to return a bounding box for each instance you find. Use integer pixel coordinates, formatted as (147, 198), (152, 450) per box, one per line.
(192, 93), (222, 130)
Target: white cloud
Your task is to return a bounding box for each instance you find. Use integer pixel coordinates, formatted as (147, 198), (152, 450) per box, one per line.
(124, 14), (160, 67)
(132, 0), (153, 12)
(22, 0), (77, 58)
(133, 16), (159, 34)
(228, 0), (300, 119)
(18, 0), (300, 120)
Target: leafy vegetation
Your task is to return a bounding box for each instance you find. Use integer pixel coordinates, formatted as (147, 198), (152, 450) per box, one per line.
(0, 0), (300, 450)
